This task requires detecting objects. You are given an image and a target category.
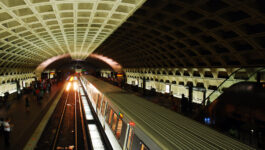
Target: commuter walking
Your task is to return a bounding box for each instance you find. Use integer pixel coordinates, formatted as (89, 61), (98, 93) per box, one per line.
(3, 118), (11, 147)
(25, 97), (30, 112)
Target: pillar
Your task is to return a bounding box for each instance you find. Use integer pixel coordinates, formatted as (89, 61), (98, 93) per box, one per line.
(16, 80), (20, 93)
(188, 85), (193, 113)
(257, 72), (261, 85)
(203, 90), (206, 105)
(143, 77), (146, 95)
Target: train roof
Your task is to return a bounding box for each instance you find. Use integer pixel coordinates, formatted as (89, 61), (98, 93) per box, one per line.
(83, 75), (253, 149)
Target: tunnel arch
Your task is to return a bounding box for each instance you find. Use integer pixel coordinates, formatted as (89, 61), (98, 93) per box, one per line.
(89, 54), (123, 73)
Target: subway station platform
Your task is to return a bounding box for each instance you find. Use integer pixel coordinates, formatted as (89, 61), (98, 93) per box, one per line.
(0, 0), (264, 149)
(0, 83), (63, 149)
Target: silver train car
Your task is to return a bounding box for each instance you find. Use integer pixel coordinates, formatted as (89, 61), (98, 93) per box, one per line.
(80, 75), (253, 150)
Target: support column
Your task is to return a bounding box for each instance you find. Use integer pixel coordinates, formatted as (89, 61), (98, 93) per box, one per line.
(16, 80), (21, 100)
(203, 90), (206, 105)
(257, 72), (261, 85)
(143, 77), (146, 95)
(48, 71), (50, 79)
(188, 85), (193, 113)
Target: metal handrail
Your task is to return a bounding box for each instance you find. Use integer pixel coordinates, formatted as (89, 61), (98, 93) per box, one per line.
(202, 67), (265, 105)
(201, 68), (241, 105)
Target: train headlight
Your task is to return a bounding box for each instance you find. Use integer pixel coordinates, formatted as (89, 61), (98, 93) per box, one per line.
(73, 82), (78, 91)
(66, 82), (71, 91)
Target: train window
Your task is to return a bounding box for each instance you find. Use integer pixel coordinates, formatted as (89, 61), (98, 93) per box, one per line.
(105, 106), (110, 121)
(92, 92), (97, 104)
(101, 99), (106, 115)
(119, 120), (127, 146)
(116, 118), (123, 139)
(108, 109), (113, 125)
(127, 127), (134, 150)
(111, 113), (118, 132)
(140, 143), (149, 150)
(97, 95), (102, 111)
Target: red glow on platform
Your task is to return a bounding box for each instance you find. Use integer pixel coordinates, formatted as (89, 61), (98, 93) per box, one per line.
(117, 73), (123, 77)
(129, 122), (135, 126)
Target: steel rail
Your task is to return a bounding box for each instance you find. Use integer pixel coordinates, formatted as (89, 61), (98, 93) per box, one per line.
(51, 91), (70, 150)
(77, 85), (90, 150)
(74, 90), (78, 150)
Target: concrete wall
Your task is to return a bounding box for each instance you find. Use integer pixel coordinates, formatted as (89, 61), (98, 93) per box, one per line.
(100, 67), (256, 104)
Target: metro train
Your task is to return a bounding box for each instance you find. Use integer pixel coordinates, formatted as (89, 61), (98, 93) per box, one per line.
(66, 76), (79, 91)
(80, 75), (253, 150)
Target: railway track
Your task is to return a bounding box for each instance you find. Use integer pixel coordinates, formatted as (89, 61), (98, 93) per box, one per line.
(37, 78), (113, 150)
(37, 83), (89, 150)
(51, 87), (88, 150)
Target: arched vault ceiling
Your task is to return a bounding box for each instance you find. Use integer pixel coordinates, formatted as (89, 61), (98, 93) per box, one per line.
(95, 0), (265, 68)
(0, 0), (146, 69)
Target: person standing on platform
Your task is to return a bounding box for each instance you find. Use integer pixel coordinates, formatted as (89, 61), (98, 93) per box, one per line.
(25, 97), (30, 112)
(3, 118), (12, 147)
(35, 88), (40, 103)
(181, 94), (188, 113)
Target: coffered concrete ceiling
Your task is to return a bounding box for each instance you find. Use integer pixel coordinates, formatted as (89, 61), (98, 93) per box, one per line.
(0, 0), (146, 69)
(0, 0), (264, 73)
(95, 0), (265, 68)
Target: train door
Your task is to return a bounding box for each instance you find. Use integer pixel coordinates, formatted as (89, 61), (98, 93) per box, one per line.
(113, 113), (126, 147)
(111, 113), (118, 132)
(118, 120), (127, 147)
(96, 93), (102, 113)
(91, 90), (98, 110)
(115, 117), (123, 139)
(100, 99), (107, 127)
(108, 109), (114, 126)
(127, 131), (150, 150)
(140, 142), (149, 150)
(102, 101), (108, 129)
(123, 124), (134, 150)
(97, 95), (104, 126)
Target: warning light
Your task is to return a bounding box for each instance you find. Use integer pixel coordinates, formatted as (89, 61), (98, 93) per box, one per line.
(119, 112), (123, 119)
(117, 73), (123, 77)
(129, 121), (135, 126)
(69, 76), (74, 82)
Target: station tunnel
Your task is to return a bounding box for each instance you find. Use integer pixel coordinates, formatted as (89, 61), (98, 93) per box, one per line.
(0, 0), (265, 149)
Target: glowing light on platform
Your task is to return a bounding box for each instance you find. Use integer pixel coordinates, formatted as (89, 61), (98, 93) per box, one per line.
(66, 82), (71, 91)
(73, 82), (78, 91)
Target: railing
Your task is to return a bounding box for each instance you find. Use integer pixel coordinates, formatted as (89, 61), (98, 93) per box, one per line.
(203, 67), (265, 105)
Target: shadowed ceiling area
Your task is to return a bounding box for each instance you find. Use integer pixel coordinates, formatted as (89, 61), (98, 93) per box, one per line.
(95, 0), (265, 68)
(46, 57), (112, 71)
